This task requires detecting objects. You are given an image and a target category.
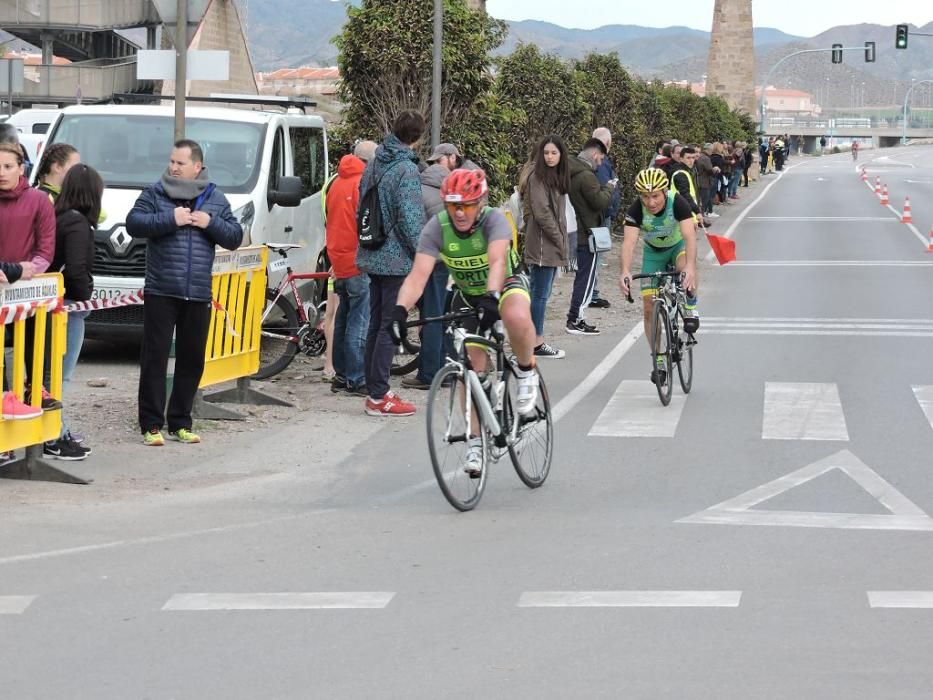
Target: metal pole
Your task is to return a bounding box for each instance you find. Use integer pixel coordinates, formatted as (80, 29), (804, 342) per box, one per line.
(902, 80), (933, 145)
(7, 59), (12, 118)
(174, 0), (188, 142)
(431, 0), (442, 149)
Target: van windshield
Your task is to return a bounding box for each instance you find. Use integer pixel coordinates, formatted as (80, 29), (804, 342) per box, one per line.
(50, 114), (266, 194)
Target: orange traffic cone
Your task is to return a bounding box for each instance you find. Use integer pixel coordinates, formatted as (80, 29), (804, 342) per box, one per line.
(861, 168), (868, 182)
(874, 177), (881, 195)
(902, 196), (913, 224)
(928, 226), (933, 253)
(880, 185), (889, 206)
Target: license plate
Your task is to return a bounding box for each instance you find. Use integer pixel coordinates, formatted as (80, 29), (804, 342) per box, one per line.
(90, 288), (131, 301)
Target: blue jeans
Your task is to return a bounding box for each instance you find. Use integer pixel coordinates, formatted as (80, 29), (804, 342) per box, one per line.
(728, 171), (741, 197)
(416, 262), (448, 383)
(332, 273), (370, 389)
(61, 301), (90, 437)
(528, 264), (556, 338)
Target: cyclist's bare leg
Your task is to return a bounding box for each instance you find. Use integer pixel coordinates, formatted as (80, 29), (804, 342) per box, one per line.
(499, 293), (535, 367)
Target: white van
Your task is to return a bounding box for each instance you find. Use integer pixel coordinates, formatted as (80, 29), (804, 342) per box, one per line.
(8, 108), (61, 162)
(36, 99), (328, 337)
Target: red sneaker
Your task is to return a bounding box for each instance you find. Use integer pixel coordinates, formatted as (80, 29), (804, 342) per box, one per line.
(364, 391), (416, 417)
(2, 392), (43, 420)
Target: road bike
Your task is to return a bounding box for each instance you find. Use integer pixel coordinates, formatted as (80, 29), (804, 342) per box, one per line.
(404, 309), (553, 511)
(256, 244), (421, 380)
(625, 270), (695, 406)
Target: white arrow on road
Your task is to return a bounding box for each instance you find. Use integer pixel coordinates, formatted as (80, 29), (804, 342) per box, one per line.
(677, 450), (933, 531)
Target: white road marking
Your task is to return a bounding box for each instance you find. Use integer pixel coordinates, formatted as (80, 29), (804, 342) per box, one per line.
(678, 450), (933, 531)
(552, 322), (644, 423)
(723, 260), (933, 267)
(703, 160), (806, 263)
(162, 592), (396, 611)
(706, 329), (933, 338)
(763, 382), (849, 441)
(912, 386), (933, 430)
(705, 316), (933, 324)
(0, 596), (36, 614)
(588, 380), (687, 438)
(868, 592), (933, 609)
(517, 591), (742, 608)
(701, 317), (933, 338)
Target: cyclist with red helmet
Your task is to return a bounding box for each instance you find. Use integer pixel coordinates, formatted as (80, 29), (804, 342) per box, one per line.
(389, 168), (539, 414)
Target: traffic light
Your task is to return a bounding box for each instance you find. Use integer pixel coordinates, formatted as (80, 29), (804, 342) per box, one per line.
(865, 41), (876, 62)
(896, 24), (909, 49)
(832, 43), (843, 63)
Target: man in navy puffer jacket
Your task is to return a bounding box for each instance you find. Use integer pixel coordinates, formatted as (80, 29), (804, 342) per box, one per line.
(127, 139), (242, 446)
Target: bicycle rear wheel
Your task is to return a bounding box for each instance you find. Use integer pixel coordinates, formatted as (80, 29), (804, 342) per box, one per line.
(254, 291), (301, 380)
(426, 365), (487, 511)
(503, 366), (553, 488)
(675, 309), (694, 394)
(390, 305), (422, 376)
(651, 301), (673, 406)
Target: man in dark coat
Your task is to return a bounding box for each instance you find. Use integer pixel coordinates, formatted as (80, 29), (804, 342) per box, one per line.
(127, 139), (243, 446)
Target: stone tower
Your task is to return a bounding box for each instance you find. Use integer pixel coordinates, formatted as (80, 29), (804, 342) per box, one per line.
(706, 0), (756, 117)
(465, 0), (486, 11)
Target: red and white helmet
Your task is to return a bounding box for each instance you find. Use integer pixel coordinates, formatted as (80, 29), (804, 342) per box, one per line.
(441, 168), (488, 204)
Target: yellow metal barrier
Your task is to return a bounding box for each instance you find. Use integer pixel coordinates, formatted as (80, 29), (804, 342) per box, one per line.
(0, 274), (83, 484)
(199, 246), (268, 389)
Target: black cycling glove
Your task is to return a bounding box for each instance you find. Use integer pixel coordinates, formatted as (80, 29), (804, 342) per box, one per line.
(387, 305), (409, 346)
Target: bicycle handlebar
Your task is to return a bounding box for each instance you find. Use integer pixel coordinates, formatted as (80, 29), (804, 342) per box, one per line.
(404, 309), (479, 329)
(623, 270), (683, 304)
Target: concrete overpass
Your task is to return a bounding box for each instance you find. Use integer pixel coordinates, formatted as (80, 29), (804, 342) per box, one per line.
(763, 118), (933, 152)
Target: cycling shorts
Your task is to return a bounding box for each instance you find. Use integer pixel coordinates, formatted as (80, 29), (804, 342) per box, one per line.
(449, 274), (530, 334)
(639, 240), (686, 297)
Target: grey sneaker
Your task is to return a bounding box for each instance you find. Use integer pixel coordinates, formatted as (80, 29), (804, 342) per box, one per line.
(534, 343), (565, 359)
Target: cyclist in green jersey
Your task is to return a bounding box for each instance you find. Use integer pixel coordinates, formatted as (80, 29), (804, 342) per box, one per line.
(620, 168), (699, 378)
(389, 169), (540, 418)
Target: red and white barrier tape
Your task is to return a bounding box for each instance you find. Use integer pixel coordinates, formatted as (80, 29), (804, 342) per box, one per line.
(59, 290), (239, 337)
(0, 298), (61, 325)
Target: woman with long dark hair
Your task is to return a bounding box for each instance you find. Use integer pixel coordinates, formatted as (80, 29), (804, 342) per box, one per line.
(42, 164), (104, 460)
(35, 142), (79, 202)
(523, 134), (570, 359)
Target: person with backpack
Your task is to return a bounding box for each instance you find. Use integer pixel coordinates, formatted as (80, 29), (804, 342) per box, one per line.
(355, 111), (426, 417)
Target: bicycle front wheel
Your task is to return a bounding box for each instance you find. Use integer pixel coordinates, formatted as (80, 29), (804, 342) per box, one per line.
(426, 365), (488, 512)
(503, 366), (553, 488)
(675, 310), (694, 394)
(651, 301), (673, 406)
(254, 290), (301, 380)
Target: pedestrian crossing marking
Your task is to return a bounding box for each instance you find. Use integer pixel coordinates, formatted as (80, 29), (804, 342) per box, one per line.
(677, 450), (933, 531)
(0, 596), (36, 614)
(517, 591), (742, 608)
(762, 382), (849, 441)
(162, 592), (395, 611)
(588, 380), (687, 438)
(912, 386), (933, 431)
(868, 592), (933, 609)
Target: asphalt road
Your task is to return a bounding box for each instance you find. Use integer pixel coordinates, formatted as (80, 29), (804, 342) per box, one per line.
(3, 148), (933, 699)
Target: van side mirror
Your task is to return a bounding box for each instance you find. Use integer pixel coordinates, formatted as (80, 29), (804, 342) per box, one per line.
(268, 176), (303, 208)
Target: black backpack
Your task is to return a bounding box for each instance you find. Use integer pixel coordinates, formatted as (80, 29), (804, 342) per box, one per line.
(357, 162), (401, 250)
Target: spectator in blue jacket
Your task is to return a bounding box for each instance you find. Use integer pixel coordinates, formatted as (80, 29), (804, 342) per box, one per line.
(356, 111), (426, 417)
(127, 139), (242, 446)
(590, 127), (620, 309)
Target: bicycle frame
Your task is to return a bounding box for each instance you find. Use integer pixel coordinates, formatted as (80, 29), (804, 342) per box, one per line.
(262, 250), (330, 326)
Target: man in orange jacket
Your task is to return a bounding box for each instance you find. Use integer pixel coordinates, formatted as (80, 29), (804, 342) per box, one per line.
(326, 140), (376, 396)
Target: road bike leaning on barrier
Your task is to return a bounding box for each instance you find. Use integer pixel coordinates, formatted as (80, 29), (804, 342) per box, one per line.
(625, 270), (695, 406)
(404, 308), (553, 512)
(256, 244), (421, 380)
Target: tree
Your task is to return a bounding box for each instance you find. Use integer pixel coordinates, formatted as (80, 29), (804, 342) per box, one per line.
(334, 0), (506, 148)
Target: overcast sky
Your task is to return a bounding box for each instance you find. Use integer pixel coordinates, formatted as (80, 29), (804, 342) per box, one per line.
(485, 0), (931, 38)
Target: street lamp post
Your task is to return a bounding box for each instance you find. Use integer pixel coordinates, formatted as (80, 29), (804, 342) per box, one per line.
(902, 79), (933, 144)
(431, 0), (442, 149)
(174, 0), (188, 141)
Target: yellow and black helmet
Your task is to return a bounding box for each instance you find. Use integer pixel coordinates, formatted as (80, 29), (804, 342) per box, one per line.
(634, 167), (670, 193)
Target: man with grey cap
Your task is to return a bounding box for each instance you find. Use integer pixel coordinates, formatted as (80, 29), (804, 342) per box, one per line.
(401, 142), (462, 389)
